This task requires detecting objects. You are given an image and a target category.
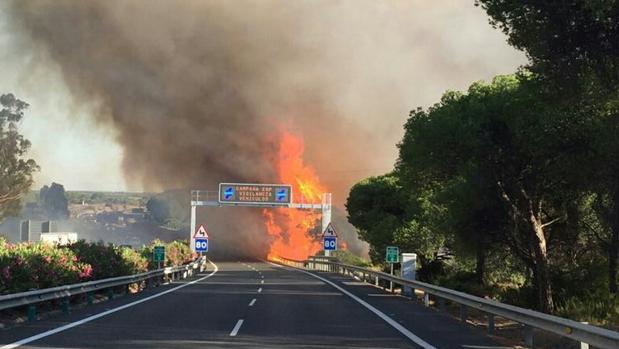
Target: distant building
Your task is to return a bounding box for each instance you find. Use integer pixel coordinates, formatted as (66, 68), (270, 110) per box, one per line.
(17, 220), (78, 245)
(20, 220), (31, 242)
(40, 232), (78, 246)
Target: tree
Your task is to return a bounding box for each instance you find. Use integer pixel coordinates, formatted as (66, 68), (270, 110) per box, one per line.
(585, 111), (619, 293)
(0, 94), (38, 223)
(346, 174), (407, 263)
(476, 0), (619, 96)
(40, 182), (70, 219)
(346, 174), (448, 280)
(146, 190), (189, 228)
(477, 0), (619, 297)
(397, 75), (595, 313)
(146, 196), (170, 224)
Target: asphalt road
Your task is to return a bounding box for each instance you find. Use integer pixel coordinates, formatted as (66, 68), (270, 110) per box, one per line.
(0, 260), (510, 349)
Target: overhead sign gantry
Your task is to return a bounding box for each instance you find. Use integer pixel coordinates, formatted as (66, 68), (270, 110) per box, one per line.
(189, 183), (332, 253)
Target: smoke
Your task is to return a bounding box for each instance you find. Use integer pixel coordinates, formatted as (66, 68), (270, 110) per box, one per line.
(2, 1), (524, 257)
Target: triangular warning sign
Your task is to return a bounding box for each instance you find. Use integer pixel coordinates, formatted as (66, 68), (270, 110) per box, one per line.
(322, 222), (337, 237)
(193, 224), (209, 239)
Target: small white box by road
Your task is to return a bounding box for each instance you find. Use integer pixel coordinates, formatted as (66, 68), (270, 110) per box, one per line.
(40, 232), (78, 246)
(401, 253), (417, 297)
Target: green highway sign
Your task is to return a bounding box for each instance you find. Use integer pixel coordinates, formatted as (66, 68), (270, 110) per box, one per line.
(386, 246), (399, 263)
(153, 245), (166, 263)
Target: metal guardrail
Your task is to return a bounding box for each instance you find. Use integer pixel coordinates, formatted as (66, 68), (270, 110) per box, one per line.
(273, 255), (619, 349)
(0, 257), (208, 317)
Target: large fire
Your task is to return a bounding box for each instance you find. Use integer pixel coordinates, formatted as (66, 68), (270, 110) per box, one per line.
(264, 130), (325, 260)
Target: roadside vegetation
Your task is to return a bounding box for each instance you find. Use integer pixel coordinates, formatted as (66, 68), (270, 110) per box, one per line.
(0, 238), (195, 295)
(347, 1), (619, 326)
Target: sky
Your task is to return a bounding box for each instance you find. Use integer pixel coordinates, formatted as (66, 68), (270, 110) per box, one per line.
(0, 10), (127, 191)
(0, 1), (526, 193)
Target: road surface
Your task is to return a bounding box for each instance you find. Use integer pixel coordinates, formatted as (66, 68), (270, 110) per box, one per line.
(0, 260), (510, 349)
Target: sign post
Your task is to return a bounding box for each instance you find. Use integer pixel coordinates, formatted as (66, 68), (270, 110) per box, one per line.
(385, 246), (399, 292)
(153, 245), (166, 269)
(193, 224), (209, 253)
(322, 222), (338, 257)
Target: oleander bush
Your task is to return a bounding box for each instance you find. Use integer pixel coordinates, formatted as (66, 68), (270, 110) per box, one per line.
(0, 238), (194, 295)
(141, 239), (195, 269)
(67, 240), (149, 279)
(0, 237), (92, 294)
(165, 240), (195, 266)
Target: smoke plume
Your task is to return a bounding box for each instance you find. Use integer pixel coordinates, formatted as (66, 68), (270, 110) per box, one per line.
(2, 1), (524, 257)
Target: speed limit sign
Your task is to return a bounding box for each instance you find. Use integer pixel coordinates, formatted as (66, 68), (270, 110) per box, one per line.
(324, 236), (337, 251)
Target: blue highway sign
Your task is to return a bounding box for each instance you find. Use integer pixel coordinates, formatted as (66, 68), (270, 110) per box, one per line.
(324, 236), (337, 251)
(195, 239), (208, 252)
(276, 188), (289, 202)
(223, 186), (235, 200)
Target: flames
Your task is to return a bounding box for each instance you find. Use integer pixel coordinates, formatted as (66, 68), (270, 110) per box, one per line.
(264, 130), (325, 260)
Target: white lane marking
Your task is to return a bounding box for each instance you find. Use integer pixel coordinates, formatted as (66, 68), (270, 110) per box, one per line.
(248, 298), (256, 306)
(257, 287), (262, 293)
(267, 261), (437, 349)
(229, 319), (244, 336)
(1, 260), (220, 349)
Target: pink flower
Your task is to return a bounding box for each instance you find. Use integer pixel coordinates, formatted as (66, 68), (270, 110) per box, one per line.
(79, 265), (93, 279)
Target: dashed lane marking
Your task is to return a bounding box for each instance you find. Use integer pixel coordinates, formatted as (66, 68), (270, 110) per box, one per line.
(229, 319), (244, 336)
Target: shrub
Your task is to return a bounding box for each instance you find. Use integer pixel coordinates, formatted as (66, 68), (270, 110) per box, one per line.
(67, 240), (148, 279)
(165, 240), (194, 266)
(141, 239), (195, 269)
(118, 246), (149, 275)
(0, 239), (91, 294)
(333, 250), (371, 267)
(0, 238), (192, 295)
(556, 291), (619, 327)
(435, 270), (500, 298)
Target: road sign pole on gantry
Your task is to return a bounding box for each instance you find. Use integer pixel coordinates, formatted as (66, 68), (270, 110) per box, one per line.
(190, 205), (196, 252)
(321, 193), (332, 256)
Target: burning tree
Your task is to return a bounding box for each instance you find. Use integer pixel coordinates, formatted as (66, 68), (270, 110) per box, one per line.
(264, 130), (326, 260)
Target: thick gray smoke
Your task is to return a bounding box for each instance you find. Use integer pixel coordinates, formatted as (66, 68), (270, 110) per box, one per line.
(2, 1), (524, 257)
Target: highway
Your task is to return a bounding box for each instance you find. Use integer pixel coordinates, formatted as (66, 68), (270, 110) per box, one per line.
(0, 260), (509, 349)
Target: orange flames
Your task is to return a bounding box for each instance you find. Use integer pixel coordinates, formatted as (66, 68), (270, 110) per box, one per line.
(264, 130), (325, 260)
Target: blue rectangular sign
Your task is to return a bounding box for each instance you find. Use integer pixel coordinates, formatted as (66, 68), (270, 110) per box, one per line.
(195, 239), (208, 252)
(323, 237), (337, 251)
